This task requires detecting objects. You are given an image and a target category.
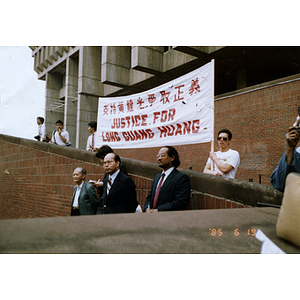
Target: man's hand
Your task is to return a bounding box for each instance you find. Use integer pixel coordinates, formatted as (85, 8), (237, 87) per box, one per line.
(209, 151), (218, 161)
(145, 208), (158, 213)
(212, 171), (223, 176)
(286, 126), (299, 148)
(95, 180), (103, 188)
(286, 126), (299, 165)
(57, 128), (67, 143)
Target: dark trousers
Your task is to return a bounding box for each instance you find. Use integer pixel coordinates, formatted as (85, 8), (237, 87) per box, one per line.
(71, 208), (80, 216)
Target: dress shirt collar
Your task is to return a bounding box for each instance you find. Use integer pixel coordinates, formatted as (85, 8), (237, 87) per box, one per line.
(77, 181), (84, 189)
(162, 167), (174, 179)
(109, 169), (120, 184)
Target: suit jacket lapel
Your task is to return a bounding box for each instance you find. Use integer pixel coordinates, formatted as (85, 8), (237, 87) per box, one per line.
(108, 172), (121, 197)
(152, 175), (161, 201)
(79, 181), (86, 198)
(103, 172), (121, 204)
(151, 173), (166, 204)
(157, 169), (176, 199)
(77, 181), (86, 205)
(103, 177), (109, 205)
(71, 186), (76, 206)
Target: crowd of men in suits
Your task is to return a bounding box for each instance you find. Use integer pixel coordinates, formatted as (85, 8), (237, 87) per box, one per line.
(71, 145), (191, 216)
(71, 127), (244, 217)
(35, 118), (244, 216)
(35, 117), (193, 216)
(37, 117), (300, 215)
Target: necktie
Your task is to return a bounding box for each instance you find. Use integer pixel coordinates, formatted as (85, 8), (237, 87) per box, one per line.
(153, 173), (165, 209)
(107, 177), (112, 195)
(92, 133), (94, 149)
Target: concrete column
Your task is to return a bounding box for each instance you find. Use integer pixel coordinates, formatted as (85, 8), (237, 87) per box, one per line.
(45, 72), (63, 135)
(78, 46), (102, 96)
(131, 46), (164, 74)
(77, 47), (102, 149)
(64, 56), (78, 147)
(76, 94), (99, 149)
(101, 46), (131, 87)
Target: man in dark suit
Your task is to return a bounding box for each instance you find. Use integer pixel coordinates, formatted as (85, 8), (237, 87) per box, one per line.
(95, 145), (128, 175)
(91, 145), (128, 213)
(71, 167), (98, 216)
(99, 153), (138, 214)
(144, 146), (190, 212)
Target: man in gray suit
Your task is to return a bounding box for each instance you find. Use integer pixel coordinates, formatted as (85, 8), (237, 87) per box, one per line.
(71, 167), (98, 216)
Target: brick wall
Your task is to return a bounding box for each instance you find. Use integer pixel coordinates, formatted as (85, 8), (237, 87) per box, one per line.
(115, 76), (300, 185)
(0, 139), (251, 220)
(0, 142), (102, 219)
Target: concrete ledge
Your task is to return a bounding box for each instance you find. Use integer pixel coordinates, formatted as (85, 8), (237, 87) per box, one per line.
(0, 208), (299, 253)
(0, 134), (99, 164)
(123, 157), (283, 206)
(0, 133), (283, 207)
(183, 168), (283, 207)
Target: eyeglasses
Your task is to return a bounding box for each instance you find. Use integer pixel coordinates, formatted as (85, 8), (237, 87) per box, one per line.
(157, 154), (167, 158)
(103, 160), (115, 165)
(217, 137), (228, 141)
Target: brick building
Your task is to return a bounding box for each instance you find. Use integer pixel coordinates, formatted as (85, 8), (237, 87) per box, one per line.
(29, 46), (300, 185)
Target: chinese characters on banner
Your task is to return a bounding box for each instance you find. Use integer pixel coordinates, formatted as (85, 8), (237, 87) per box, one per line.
(97, 60), (214, 149)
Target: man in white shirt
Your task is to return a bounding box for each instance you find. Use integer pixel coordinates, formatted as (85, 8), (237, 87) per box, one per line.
(86, 121), (100, 152)
(203, 129), (240, 179)
(50, 120), (72, 147)
(34, 117), (47, 142)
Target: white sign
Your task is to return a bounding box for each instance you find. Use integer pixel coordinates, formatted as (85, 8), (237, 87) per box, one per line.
(97, 60), (214, 149)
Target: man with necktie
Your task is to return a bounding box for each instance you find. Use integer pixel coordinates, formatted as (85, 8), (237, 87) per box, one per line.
(99, 153), (137, 214)
(71, 167), (98, 216)
(144, 146), (190, 213)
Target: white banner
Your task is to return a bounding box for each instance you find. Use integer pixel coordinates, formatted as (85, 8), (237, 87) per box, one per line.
(97, 60), (214, 149)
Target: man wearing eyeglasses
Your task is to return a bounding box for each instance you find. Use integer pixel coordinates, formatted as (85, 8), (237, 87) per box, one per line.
(99, 152), (137, 214)
(144, 146), (191, 212)
(203, 129), (240, 179)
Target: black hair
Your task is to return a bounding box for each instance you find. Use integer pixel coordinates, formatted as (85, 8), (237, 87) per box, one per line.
(88, 121), (97, 131)
(56, 120), (64, 125)
(218, 129), (232, 140)
(112, 153), (121, 164)
(163, 146), (180, 168)
(95, 145), (114, 158)
(37, 117), (44, 123)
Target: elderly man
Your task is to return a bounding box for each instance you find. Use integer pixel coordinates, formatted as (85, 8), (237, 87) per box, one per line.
(144, 146), (191, 212)
(71, 167), (98, 216)
(92, 145), (128, 188)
